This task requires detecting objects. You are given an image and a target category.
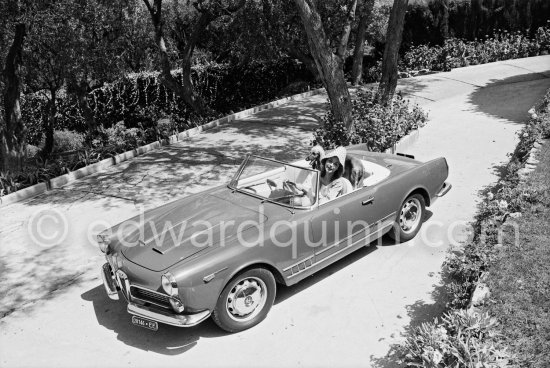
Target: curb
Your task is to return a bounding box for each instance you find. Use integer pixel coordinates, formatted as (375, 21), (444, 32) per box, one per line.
(0, 87), (325, 208)
(0, 182), (49, 207)
(517, 138), (549, 180)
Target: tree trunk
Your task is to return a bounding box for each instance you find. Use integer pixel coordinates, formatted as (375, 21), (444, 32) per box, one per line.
(351, 0), (375, 85)
(286, 44), (320, 80)
(68, 77), (97, 134)
(41, 90), (57, 159)
(1, 23), (27, 172)
(143, 0), (205, 114)
(293, 0), (357, 131)
(178, 11), (214, 115)
(378, 0), (409, 105)
(260, 0), (320, 80)
(439, 0), (449, 40)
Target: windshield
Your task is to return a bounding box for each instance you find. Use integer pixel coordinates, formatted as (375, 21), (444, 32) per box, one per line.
(230, 156), (318, 208)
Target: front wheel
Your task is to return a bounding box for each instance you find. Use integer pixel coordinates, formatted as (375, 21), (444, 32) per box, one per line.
(388, 193), (425, 242)
(212, 268), (276, 333)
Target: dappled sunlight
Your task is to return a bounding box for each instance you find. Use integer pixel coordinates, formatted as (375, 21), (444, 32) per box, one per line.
(0, 94), (329, 324)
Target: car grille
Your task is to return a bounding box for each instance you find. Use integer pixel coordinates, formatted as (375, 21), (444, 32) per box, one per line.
(130, 286), (171, 309)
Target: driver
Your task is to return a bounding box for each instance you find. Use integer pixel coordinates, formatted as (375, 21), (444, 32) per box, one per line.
(295, 146), (352, 205)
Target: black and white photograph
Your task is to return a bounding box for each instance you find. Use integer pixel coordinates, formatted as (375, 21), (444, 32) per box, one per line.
(1, 0), (549, 367)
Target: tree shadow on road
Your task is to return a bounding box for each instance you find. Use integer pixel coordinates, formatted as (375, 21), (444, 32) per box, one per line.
(20, 96), (328, 212)
(4, 96), (329, 331)
(468, 72), (549, 124)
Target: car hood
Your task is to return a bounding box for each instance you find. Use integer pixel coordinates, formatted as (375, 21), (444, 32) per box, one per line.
(118, 193), (267, 272)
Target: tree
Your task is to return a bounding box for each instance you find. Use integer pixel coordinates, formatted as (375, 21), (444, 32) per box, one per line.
(378, 0), (408, 105)
(143, 0), (245, 115)
(64, 0), (140, 135)
(257, 0), (320, 79)
(24, 2), (74, 158)
(1, 22), (26, 171)
(351, 0), (375, 85)
(293, 0), (358, 131)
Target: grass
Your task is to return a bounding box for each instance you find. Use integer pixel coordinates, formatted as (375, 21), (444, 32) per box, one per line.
(485, 141), (550, 368)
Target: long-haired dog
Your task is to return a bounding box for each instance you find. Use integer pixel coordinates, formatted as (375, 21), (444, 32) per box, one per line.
(344, 155), (365, 189)
(306, 145), (365, 189)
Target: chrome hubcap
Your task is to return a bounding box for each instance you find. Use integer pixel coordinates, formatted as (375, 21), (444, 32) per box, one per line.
(226, 277), (267, 322)
(399, 198), (421, 234)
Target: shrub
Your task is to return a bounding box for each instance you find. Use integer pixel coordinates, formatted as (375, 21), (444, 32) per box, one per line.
(401, 24), (550, 72)
(53, 130), (85, 153)
(445, 89), (550, 309)
(23, 58), (316, 143)
(105, 122), (145, 151)
(313, 89), (428, 151)
(400, 87), (550, 367)
(26, 145), (40, 158)
(156, 118), (176, 140)
(403, 309), (511, 367)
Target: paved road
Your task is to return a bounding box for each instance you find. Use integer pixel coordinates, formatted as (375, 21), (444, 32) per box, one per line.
(1, 56), (549, 368)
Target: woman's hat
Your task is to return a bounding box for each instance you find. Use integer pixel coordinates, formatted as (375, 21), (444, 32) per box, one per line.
(322, 146), (347, 166)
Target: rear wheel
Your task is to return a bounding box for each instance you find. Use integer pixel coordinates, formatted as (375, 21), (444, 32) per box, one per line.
(389, 193), (425, 242)
(212, 268), (276, 333)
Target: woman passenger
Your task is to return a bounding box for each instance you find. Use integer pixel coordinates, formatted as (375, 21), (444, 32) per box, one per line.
(296, 146), (352, 205)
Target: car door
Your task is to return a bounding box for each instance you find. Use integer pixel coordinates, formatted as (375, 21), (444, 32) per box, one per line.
(309, 185), (384, 265)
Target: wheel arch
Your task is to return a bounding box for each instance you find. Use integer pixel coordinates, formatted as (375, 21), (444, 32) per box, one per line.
(225, 261), (285, 286)
(406, 186), (431, 207)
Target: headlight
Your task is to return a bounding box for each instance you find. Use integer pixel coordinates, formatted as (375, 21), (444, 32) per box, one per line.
(161, 272), (178, 296)
(97, 233), (112, 253)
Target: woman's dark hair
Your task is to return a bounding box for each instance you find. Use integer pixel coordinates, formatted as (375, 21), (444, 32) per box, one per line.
(320, 157), (343, 180)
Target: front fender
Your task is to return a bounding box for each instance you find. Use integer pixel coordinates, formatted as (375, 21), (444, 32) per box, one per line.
(169, 238), (283, 313)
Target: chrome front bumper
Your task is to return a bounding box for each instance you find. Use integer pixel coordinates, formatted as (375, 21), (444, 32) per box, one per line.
(127, 302), (211, 328)
(101, 262), (211, 327)
(101, 263), (119, 300)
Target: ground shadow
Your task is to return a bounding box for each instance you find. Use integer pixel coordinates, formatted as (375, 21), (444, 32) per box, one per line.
(81, 285), (228, 356)
(468, 72), (550, 124)
(22, 96), (328, 212)
(3, 96), (330, 319)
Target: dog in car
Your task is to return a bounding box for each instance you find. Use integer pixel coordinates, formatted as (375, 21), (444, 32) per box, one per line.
(306, 144), (365, 189)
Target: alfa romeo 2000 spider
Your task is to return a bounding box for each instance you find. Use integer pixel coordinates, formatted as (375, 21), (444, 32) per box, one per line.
(98, 144), (451, 332)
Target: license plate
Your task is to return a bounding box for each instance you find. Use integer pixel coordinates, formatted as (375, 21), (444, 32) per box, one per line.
(131, 316), (158, 331)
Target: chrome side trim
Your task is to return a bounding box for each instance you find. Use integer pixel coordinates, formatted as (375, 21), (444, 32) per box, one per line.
(203, 267), (228, 283)
(316, 243), (337, 256)
(315, 212), (396, 257)
(283, 255), (314, 272)
(286, 213), (396, 279)
(127, 303), (211, 328)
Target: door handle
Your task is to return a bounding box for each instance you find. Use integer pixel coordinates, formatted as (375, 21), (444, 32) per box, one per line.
(362, 196), (375, 205)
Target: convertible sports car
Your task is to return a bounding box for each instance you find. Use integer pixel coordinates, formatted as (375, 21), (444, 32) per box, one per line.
(99, 144), (451, 332)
